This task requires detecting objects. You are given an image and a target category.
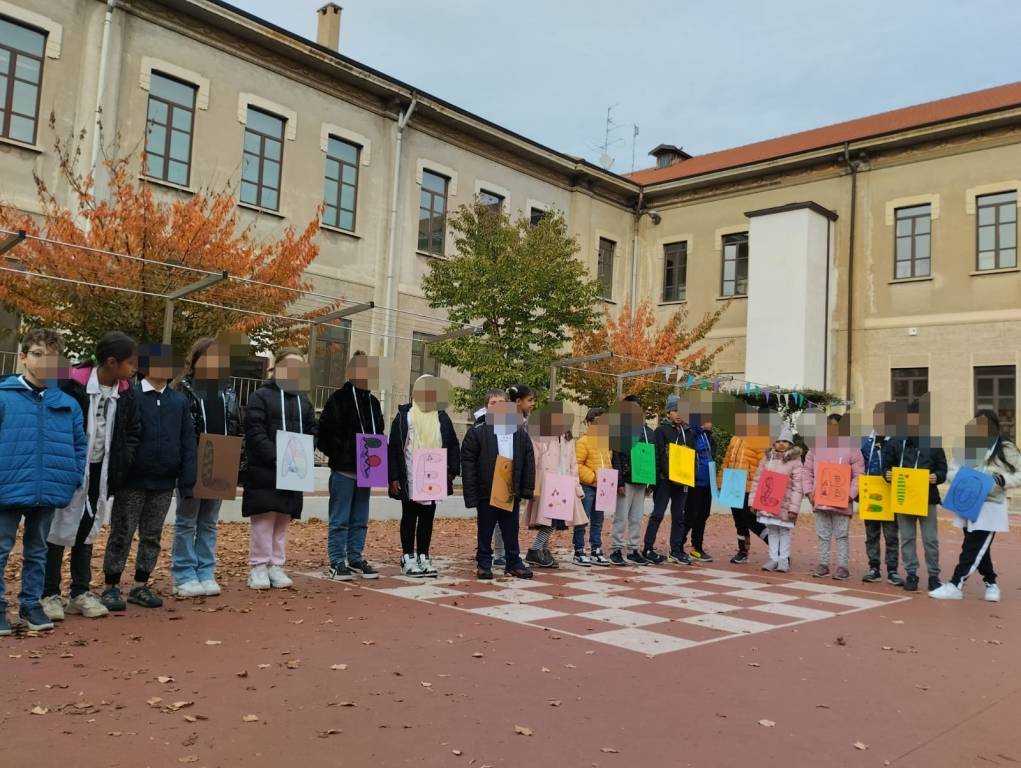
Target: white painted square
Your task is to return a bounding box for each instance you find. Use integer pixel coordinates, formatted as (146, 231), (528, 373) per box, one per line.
(564, 594), (647, 609)
(807, 593), (887, 610)
(780, 580), (849, 594)
(703, 578), (773, 589)
(576, 608), (669, 628)
(643, 585), (715, 599)
(681, 613), (777, 634)
(657, 598), (740, 614)
(640, 566), (685, 576)
(688, 568), (750, 578)
(725, 589), (798, 604)
(469, 603), (567, 623)
(479, 588), (553, 604)
(627, 574), (696, 586)
(489, 578), (555, 590)
(556, 580), (630, 594)
(378, 584), (466, 600)
(748, 603), (835, 621)
(586, 628), (698, 655)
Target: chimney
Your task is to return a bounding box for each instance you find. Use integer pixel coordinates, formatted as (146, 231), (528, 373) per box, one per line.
(648, 144), (692, 169)
(316, 3), (342, 51)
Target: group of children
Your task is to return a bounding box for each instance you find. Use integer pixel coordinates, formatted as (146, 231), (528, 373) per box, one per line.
(2, 327), (1018, 635)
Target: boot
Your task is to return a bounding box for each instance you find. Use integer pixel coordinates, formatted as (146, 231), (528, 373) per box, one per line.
(730, 537), (749, 564)
(541, 549), (560, 568)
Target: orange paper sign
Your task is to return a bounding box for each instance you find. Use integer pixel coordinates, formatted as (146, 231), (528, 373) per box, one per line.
(816, 462), (852, 509)
(752, 469), (790, 517)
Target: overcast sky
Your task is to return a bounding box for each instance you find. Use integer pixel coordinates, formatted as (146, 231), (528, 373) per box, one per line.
(233, 0), (1021, 173)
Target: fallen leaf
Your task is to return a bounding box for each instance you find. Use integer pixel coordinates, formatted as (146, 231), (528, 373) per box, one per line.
(816, 704), (830, 709)
(421, 681), (432, 688)
(178, 757), (199, 764)
(361, 640), (375, 646)
(548, 700), (562, 707)
(881, 646), (894, 651)
(236, 670), (248, 678)
(330, 664), (348, 671)
(601, 747), (619, 753)
(472, 653), (484, 659)
(758, 719), (776, 728)
(747, 662), (761, 668)
(157, 676), (174, 684)
(853, 742), (869, 751)
(452, 750), (463, 756)
(242, 714), (259, 723)
(167, 701), (194, 712)
(108, 731), (122, 737)
(835, 636), (847, 646)
(285, 660), (301, 669)
(338, 701), (356, 708)
(318, 729), (342, 738)
(541, 667), (551, 673)
(257, 664), (271, 669)
(184, 715), (197, 723)
(30, 706), (49, 716)
(892, 620), (905, 624)
(204, 640), (222, 646)
(514, 725), (534, 736)
(146, 697), (163, 707)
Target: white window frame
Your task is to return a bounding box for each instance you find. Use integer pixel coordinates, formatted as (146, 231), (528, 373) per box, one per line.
(0, 1), (61, 59)
(416, 158), (458, 195)
(139, 57), (209, 109)
(237, 93), (297, 141)
(474, 179), (509, 210)
(320, 123), (370, 166)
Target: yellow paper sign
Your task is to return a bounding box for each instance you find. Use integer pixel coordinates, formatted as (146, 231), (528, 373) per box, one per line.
(891, 467), (929, 517)
(490, 455), (515, 512)
(668, 444), (696, 487)
(858, 475), (894, 521)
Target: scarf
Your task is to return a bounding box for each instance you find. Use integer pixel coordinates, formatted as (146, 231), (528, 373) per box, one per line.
(410, 401), (442, 450)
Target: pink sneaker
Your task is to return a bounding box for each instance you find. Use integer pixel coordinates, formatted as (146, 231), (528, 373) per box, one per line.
(813, 564), (830, 578)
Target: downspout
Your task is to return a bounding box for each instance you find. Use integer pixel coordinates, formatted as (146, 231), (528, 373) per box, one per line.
(381, 95), (417, 361)
(822, 218), (831, 392)
(630, 190), (644, 311)
(90, 0), (117, 176)
(842, 143), (862, 402)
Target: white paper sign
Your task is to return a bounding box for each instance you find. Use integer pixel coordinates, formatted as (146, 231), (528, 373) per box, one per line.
(276, 430), (315, 492)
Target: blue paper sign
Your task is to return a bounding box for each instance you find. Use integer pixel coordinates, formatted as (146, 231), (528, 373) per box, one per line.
(709, 461), (748, 509)
(942, 466), (994, 522)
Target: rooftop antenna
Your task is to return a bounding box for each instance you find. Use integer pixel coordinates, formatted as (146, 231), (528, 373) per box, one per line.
(631, 123), (640, 173)
(593, 104), (622, 170)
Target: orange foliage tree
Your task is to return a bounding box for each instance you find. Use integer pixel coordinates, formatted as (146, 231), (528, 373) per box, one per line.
(0, 119), (334, 359)
(561, 301), (732, 413)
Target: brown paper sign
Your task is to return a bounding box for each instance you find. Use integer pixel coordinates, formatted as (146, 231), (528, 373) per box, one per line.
(489, 455), (515, 511)
(194, 434), (243, 500)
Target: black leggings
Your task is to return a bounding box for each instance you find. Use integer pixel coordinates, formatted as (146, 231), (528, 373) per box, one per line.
(730, 493), (766, 540)
(400, 500), (436, 555)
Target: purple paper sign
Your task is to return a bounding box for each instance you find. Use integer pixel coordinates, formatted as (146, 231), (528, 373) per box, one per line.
(356, 433), (389, 488)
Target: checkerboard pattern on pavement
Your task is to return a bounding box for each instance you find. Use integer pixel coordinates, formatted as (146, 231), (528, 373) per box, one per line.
(305, 560), (910, 657)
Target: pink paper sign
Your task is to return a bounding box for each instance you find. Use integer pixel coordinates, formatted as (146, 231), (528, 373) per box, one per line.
(539, 472), (577, 521)
(355, 433), (389, 488)
(411, 448), (448, 502)
(595, 468), (619, 513)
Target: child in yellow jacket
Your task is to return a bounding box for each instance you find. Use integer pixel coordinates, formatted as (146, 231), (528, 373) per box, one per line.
(574, 408), (613, 566)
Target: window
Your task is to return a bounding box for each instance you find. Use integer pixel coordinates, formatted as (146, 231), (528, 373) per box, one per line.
(479, 189), (504, 213)
(894, 204), (931, 279)
(240, 107), (285, 211)
(597, 237), (615, 299)
(721, 232), (749, 297)
(976, 191), (1017, 271)
(322, 136), (359, 232)
(891, 367), (928, 403)
(0, 16), (46, 144)
(975, 365), (1016, 438)
(529, 207), (547, 226)
(663, 241), (687, 302)
(409, 332), (441, 393)
(144, 72), (196, 186)
(418, 170), (448, 256)
(312, 319), (351, 393)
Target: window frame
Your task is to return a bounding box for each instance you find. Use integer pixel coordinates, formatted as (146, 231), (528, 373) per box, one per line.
(322, 135), (360, 232)
(144, 71), (197, 187)
(597, 237), (615, 300)
(720, 232), (749, 297)
(662, 241), (688, 303)
(974, 364), (1016, 439)
(0, 15), (47, 145)
(890, 367), (929, 404)
(409, 332), (442, 393)
(479, 188), (504, 213)
(418, 169), (449, 257)
(893, 204), (932, 280)
(239, 106), (286, 212)
(975, 191), (1018, 272)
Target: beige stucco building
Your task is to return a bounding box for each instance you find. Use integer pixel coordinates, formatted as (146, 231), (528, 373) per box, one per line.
(0, 0), (1017, 440)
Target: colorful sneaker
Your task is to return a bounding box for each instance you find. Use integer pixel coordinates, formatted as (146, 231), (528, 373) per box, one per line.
(100, 586), (127, 612)
(417, 555), (438, 577)
(642, 549), (667, 565)
(248, 565), (271, 590)
(348, 561), (380, 580)
(862, 567), (882, 583)
(626, 550), (649, 566)
(812, 565), (830, 578)
(173, 580), (206, 598)
(590, 550), (612, 567)
(267, 566), (293, 589)
(689, 549), (714, 563)
(41, 594), (65, 622)
(401, 554), (424, 577)
(18, 604), (54, 631)
(668, 551), (691, 566)
(66, 592), (109, 618)
(573, 552), (592, 567)
(928, 582), (962, 600)
(327, 561), (354, 582)
(128, 584), (163, 608)
(886, 572), (904, 587)
(984, 582), (1001, 603)
(201, 580), (222, 596)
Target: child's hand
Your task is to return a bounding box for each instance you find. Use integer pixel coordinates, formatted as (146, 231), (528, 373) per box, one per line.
(928, 473), (937, 484)
(390, 480), (401, 496)
(617, 485), (626, 497)
(884, 471), (892, 482)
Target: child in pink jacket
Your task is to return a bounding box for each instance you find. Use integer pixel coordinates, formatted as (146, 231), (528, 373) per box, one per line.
(750, 427), (803, 572)
(803, 414), (864, 580)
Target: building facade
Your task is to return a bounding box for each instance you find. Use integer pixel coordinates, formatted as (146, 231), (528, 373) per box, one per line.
(0, 0), (1017, 440)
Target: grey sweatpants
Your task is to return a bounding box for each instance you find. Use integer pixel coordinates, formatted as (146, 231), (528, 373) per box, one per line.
(612, 483), (646, 552)
(103, 487), (174, 584)
(897, 507), (939, 578)
(814, 510), (851, 567)
(864, 519), (899, 571)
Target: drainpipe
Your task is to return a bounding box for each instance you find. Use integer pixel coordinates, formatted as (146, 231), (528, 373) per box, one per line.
(842, 143), (864, 402)
(381, 95), (417, 362)
(90, 0), (117, 176)
(630, 190), (644, 311)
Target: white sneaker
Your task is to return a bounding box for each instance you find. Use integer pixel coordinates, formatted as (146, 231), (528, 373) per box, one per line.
(776, 558), (790, 573)
(65, 592), (109, 618)
(247, 565), (271, 590)
(41, 595), (65, 622)
(761, 559), (778, 572)
(174, 580), (206, 599)
(417, 554), (438, 578)
(201, 580), (222, 596)
(928, 582), (963, 600)
(401, 554), (424, 577)
(984, 583), (1001, 603)
(573, 553), (592, 567)
(267, 566), (293, 589)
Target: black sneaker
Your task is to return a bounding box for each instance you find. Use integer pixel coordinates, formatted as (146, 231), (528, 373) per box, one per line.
(668, 551), (691, 566)
(590, 550), (612, 567)
(493, 557), (507, 568)
(928, 575), (942, 592)
(730, 549), (749, 564)
(348, 560), (380, 580)
(862, 567), (882, 583)
(128, 585), (163, 608)
(18, 604), (54, 631)
(643, 549), (667, 565)
(904, 573), (919, 592)
(609, 550), (627, 566)
(526, 549), (558, 568)
(626, 550), (649, 566)
(101, 586), (127, 612)
(689, 548), (714, 563)
(887, 571), (904, 587)
(0, 611), (10, 636)
(525, 549), (544, 566)
(327, 561), (354, 581)
(476, 568), (494, 580)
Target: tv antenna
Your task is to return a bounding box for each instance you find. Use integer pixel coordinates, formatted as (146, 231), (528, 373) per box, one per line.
(593, 104), (622, 170)
(631, 124), (640, 172)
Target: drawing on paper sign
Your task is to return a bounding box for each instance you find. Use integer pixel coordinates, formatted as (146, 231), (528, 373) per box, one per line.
(282, 435), (310, 479)
(360, 436), (384, 475)
(200, 439), (221, 489)
(539, 472), (576, 521)
(894, 473), (907, 505)
(942, 466), (994, 522)
(412, 448), (448, 502)
(752, 469), (789, 516)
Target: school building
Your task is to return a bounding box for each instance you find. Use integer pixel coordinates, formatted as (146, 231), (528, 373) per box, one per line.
(0, 0), (1017, 440)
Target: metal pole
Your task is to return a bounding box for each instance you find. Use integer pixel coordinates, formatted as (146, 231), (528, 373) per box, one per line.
(616, 376), (624, 400)
(162, 300), (175, 345)
(549, 364), (558, 399)
(161, 271), (228, 346)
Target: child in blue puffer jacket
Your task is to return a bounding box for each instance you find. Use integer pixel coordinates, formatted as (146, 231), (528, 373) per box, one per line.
(0, 329), (87, 634)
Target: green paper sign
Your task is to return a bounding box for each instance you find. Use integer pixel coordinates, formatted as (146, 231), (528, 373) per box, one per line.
(630, 442), (656, 485)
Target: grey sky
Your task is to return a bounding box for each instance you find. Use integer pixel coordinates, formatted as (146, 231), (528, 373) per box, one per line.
(233, 0), (1021, 173)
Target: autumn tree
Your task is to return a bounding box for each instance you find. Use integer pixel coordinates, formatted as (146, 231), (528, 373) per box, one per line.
(561, 301), (733, 413)
(422, 201), (602, 411)
(0, 118), (335, 359)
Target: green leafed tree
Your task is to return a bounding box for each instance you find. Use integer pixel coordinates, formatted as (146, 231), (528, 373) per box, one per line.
(421, 202), (602, 411)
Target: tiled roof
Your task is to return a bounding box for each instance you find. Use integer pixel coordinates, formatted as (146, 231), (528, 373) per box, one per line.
(629, 81), (1021, 186)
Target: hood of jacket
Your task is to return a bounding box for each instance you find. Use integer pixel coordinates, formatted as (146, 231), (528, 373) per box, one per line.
(69, 364), (130, 392)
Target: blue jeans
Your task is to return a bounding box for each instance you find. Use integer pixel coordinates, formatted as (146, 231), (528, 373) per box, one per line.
(328, 472), (370, 565)
(0, 507), (54, 611)
(172, 494), (222, 584)
(573, 485), (603, 553)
